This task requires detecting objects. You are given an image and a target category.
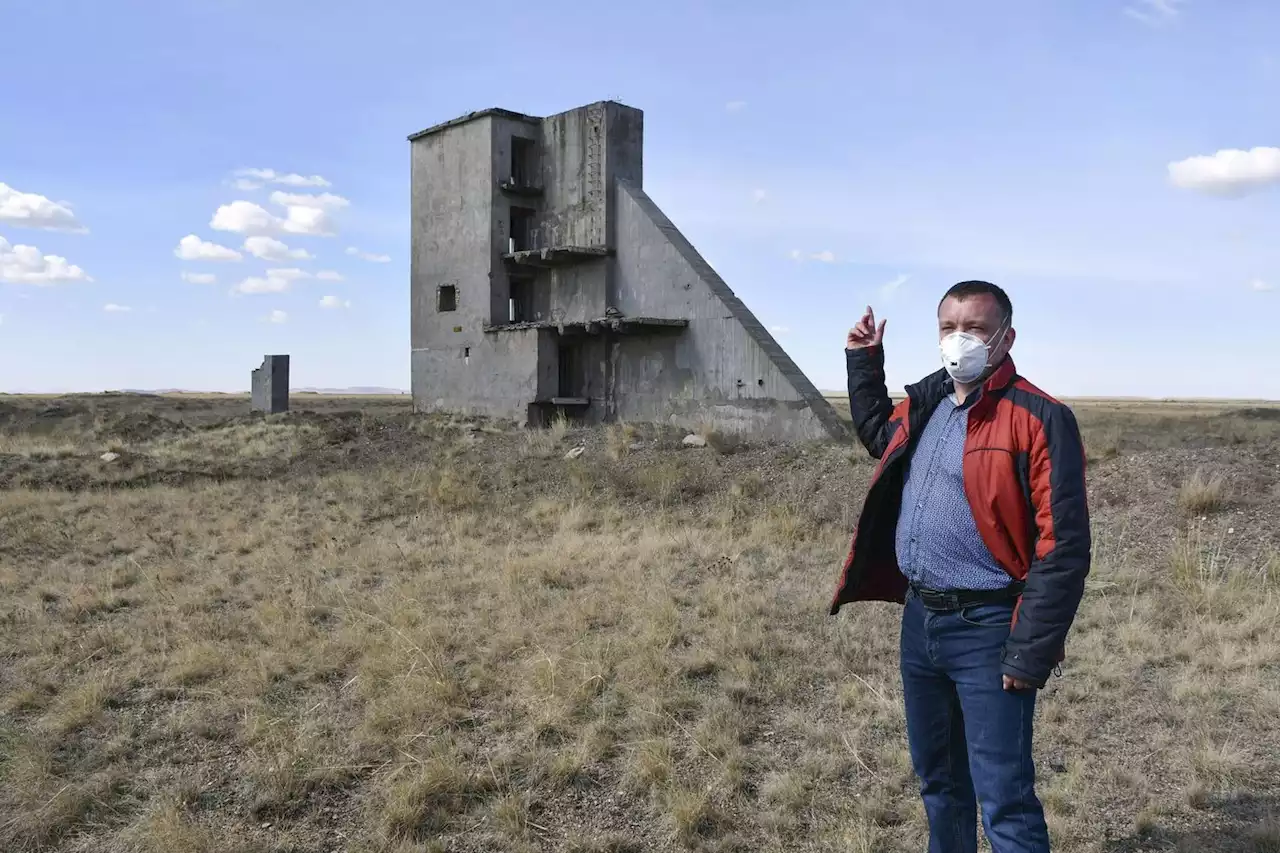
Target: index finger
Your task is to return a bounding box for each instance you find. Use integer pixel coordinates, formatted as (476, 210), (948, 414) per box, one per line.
(865, 305), (876, 327)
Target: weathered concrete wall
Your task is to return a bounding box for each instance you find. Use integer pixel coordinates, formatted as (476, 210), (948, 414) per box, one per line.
(250, 354), (289, 414)
(540, 104), (606, 249)
(534, 102), (639, 323)
(602, 103), (643, 194)
(411, 114), (538, 420)
(537, 101), (640, 253)
(411, 330), (540, 421)
(547, 263), (608, 322)
(410, 116), (493, 351)
(602, 103), (643, 310)
(538, 102), (639, 251)
(490, 115), (542, 325)
(612, 182), (847, 441)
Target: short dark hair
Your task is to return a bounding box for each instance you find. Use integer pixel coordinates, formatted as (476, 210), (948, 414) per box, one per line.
(939, 280), (1012, 323)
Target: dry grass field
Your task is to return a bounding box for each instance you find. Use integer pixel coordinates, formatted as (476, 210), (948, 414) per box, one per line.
(1, 392), (1279, 852)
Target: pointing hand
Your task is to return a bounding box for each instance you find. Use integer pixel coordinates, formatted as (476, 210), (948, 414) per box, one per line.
(846, 305), (886, 350)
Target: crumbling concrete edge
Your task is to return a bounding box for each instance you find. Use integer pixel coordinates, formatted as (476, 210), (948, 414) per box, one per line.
(616, 180), (850, 441)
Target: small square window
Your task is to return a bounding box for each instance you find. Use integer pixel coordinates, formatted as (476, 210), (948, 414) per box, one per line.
(437, 284), (457, 312)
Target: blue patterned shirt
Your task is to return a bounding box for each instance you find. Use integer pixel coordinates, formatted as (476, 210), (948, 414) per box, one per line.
(895, 392), (1011, 591)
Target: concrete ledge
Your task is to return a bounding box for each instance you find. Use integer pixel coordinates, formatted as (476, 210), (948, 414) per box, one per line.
(502, 246), (612, 267)
(483, 317), (689, 334)
(497, 179), (544, 197)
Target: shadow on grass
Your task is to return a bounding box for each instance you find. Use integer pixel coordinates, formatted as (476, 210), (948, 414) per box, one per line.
(1105, 792), (1280, 853)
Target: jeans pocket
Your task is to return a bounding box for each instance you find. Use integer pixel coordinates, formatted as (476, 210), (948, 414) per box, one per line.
(958, 602), (1014, 629)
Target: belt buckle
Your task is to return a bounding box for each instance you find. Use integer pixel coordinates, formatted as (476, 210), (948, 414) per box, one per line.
(916, 585), (960, 611)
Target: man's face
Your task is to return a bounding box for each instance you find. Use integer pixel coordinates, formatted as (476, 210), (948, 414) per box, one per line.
(938, 294), (1015, 361)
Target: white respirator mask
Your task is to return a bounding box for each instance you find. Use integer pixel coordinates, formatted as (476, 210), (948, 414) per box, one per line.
(939, 316), (1010, 385)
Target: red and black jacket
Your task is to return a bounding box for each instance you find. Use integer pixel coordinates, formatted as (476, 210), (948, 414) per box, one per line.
(830, 345), (1092, 688)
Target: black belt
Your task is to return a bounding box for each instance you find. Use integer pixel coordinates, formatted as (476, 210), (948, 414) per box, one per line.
(910, 582), (1024, 611)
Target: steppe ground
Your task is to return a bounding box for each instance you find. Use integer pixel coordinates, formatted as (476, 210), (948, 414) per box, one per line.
(1, 392), (1279, 853)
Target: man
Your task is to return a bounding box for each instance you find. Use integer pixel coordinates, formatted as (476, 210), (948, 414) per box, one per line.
(829, 281), (1091, 853)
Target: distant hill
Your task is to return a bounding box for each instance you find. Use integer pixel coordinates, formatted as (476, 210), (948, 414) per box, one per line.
(118, 389), (227, 396)
(294, 387), (409, 395)
(93, 387), (410, 396)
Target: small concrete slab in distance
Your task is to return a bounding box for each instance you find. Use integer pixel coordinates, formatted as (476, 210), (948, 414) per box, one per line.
(251, 354), (290, 414)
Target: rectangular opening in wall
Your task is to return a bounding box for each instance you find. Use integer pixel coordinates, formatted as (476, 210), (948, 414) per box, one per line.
(511, 136), (536, 186)
(510, 206), (536, 252)
(437, 284), (457, 312)
(509, 277), (534, 323)
(558, 342), (584, 398)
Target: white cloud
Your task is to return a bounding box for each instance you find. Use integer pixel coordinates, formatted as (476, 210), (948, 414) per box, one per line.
(1168, 147), (1280, 196)
(234, 168), (331, 190)
(103, 303), (132, 313)
(181, 271), (217, 285)
(269, 191), (350, 210)
(346, 246), (390, 263)
(880, 273), (910, 299)
(0, 235), (92, 285)
(232, 267), (311, 295)
(1124, 0), (1184, 26)
(1250, 278), (1274, 292)
(210, 201), (277, 235)
(175, 234), (242, 261)
(243, 235), (313, 261)
(274, 174), (330, 188)
(770, 325), (790, 335)
(725, 100), (747, 113)
(751, 188), (768, 204)
(280, 205), (334, 236)
(211, 200), (335, 237)
(268, 309), (288, 324)
(787, 249), (838, 263)
(320, 295), (351, 309)
(0, 182), (87, 232)
(235, 276), (290, 294)
(316, 270), (343, 281)
(264, 267), (310, 281)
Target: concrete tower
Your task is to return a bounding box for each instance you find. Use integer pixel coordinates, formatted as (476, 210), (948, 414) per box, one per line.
(408, 100), (846, 441)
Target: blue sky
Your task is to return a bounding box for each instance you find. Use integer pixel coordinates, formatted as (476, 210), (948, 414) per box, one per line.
(2, 0), (1277, 398)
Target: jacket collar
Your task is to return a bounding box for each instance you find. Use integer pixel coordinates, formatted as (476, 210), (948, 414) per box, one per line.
(984, 356), (1018, 393)
(905, 356), (1019, 408)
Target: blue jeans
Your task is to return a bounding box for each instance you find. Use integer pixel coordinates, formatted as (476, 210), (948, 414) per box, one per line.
(900, 590), (1049, 853)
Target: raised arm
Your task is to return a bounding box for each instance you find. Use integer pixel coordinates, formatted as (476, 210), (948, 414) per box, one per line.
(846, 306), (896, 458)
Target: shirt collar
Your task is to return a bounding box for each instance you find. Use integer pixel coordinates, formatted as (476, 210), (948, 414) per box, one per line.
(944, 381), (982, 410)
